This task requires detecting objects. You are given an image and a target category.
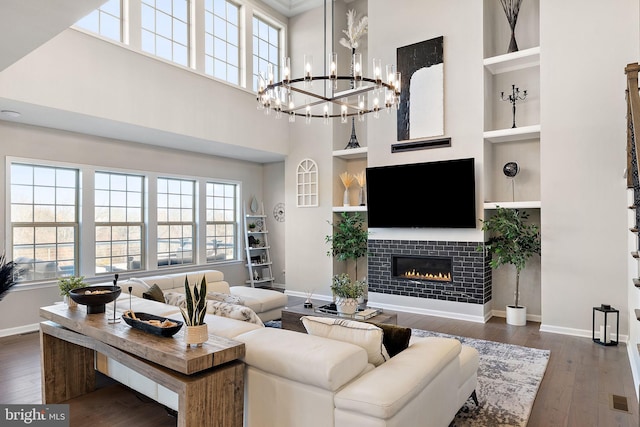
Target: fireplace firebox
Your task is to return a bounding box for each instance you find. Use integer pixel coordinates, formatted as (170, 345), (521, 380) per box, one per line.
(392, 255), (452, 282)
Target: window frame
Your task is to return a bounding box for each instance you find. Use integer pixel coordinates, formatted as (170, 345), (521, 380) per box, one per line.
(74, 0), (124, 42)
(204, 0), (240, 85)
(205, 181), (239, 263)
(251, 13), (282, 93)
(156, 176), (197, 268)
(140, 0), (191, 67)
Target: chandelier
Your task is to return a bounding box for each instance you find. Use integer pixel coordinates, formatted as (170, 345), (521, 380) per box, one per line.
(256, 4), (401, 125)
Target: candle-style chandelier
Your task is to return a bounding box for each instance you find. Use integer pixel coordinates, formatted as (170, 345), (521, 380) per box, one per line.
(256, 3), (401, 125)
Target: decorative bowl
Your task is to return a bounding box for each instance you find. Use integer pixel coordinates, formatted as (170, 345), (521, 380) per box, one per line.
(122, 312), (183, 337)
(69, 285), (121, 314)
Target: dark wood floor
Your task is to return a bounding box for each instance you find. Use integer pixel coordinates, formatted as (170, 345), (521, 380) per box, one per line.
(1, 303), (638, 427)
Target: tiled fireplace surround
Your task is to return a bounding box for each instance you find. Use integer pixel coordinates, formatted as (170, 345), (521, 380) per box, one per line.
(368, 239), (492, 305)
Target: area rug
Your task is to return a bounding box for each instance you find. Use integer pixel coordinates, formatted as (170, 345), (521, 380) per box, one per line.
(265, 320), (550, 426)
(412, 329), (550, 427)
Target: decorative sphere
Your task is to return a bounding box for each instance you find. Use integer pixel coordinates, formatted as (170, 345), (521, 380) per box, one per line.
(503, 162), (519, 178)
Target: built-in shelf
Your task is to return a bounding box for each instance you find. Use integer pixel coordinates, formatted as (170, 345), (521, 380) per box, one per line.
(483, 201), (541, 209)
(483, 125), (541, 143)
(332, 206), (367, 213)
(332, 147), (368, 160)
(484, 46), (540, 75)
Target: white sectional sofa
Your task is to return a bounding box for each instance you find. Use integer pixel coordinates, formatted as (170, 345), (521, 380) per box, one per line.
(116, 269), (288, 322)
(96, 290), (479, 427)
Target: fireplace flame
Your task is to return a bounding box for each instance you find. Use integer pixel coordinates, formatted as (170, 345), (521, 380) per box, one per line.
(403, 269), (452, 282)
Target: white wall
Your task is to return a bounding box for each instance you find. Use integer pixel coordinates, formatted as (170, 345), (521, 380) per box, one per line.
(540, 0), (638, 337)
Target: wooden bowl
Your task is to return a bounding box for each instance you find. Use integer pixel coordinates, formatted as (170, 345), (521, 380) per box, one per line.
(122, 312), (183, 337)
(69, 285), (121, 314)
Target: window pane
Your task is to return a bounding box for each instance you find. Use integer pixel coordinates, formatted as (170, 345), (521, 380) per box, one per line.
(173, 0), (187, 21)
(101, 14), (120, 40)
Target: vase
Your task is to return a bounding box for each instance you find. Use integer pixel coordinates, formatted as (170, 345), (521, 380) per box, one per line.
(506, 305), (526, 326)
(358, 187), (364, 206)
(184, 323), (208, 347)
(343, 189), (350, 206)
(64, 295), (77, 308)
(335, 297), (358, 315)
(508, 26), (518, 53)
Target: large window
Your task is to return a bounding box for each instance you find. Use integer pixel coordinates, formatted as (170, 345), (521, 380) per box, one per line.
(141, 0), (190, 67)
(252, 16), (280, 92)
(75, 0), (122, 42)
(205, 182), (237, 261)
(157, 177), (195, 267)
(205, 0), (239, 84)
(10, 164), (78, 281)
(95, 172), (144, 274)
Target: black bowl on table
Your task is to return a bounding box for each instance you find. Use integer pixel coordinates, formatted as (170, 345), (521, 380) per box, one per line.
(69, 285), (121, 314)
(122, 312), (183, 337)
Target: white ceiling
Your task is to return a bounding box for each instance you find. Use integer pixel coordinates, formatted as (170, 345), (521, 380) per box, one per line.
(261, 0), (354, 18)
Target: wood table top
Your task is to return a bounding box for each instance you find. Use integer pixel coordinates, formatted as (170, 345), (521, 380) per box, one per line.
(40, 304), (244, 375)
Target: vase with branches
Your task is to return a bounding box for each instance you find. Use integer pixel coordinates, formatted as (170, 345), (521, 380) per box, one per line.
(500, 0), (524, 53)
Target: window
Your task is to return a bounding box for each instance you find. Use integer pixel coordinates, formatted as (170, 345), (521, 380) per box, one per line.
(204, 0), (239, 85)
(252, 16), (280, 92)
(296, 159), (318, 207)
(95, 172), (144, 274)
(205, 182), (237, 262)
(75, 0), (122, 42)
(10, 164), (78, 281)
(141, 0), (190, 66)
(157, 177), (195, 267)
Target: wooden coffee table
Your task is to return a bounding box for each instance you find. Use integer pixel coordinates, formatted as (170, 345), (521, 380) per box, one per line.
(281, 300), (397, 333)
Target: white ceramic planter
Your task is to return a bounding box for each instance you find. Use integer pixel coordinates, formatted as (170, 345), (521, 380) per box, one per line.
(184, 323), (208, 347)
(336, 297), (358, 315)
(506, 305), (527, 326)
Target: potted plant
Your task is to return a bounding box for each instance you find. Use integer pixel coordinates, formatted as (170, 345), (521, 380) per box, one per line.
(58, 276), (88, 307)
(0, 253), (16, 302)
(478, 207), (541, 326)
(326, 212), (369, 302)
(248, 222), (257, 231)
(331, 273), (366, 314)
(180, 275), (208, 347)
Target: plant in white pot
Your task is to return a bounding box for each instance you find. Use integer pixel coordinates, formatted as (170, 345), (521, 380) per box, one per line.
(326, 212), (369, 303)
(330, 273), (366, 315)
(478, 207), (541, 326)
(180, 275), (208, 347)
(58, 276), (88, 307)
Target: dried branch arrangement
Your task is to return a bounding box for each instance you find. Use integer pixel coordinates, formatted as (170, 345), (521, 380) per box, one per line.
(339, 9), (368, 50)
(340, 172), (355, 189)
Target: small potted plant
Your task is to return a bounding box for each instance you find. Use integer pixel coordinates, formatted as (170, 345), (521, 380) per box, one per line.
(58, 276), (88, 307)
(330, 273), (366, 315)
(248, 222), (257, 232)
(478, 207), (541, 326)
(180, 275), (208, 347)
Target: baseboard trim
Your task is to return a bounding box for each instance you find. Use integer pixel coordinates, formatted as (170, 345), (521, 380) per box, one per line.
(491, 309), (542, 323)
(539, 323), (629, 343)
(0, 323), (39, 338)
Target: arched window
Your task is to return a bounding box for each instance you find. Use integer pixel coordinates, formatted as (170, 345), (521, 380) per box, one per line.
(296, 159), (318, 207)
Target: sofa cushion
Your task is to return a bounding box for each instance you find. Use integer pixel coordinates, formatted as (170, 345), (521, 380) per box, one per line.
(122, 278), (150, 298)
(207, 291), (244, 305)
(301, 316), (389, 367)
(230, 286), (287, 312)
(370, 322), (411, 358)
(142, 284), (165, 303)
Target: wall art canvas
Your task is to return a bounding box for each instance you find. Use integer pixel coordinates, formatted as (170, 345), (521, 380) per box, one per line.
(397, 36), (444, 141)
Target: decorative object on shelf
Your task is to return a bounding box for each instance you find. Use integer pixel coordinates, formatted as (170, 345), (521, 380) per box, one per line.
(58, 275), (88, 308)
(503, 161), (520, 202)
(592, 305), (619, 346)
(179, 275), (208, 347)
(273, 202), (285, 222)
(345, 118), (361, 149)
(122, 311), (183, 337)
(249, 196), (260, 214)
(330, 273), (366, 315)
(326, 211), (369, 301)
(477, 207), (541, 326)
(339, 172), (355, 206)
(500, 0), (524, 53)
(354, 170), (366, 206)
(501, 84), (527, 128)
(256, 2), (400, 123)
(0, 252), (16, 302)
(69, 285), (121, 314)
(397, 36), (444, 142)
(248, 222), (257, 231)
(254, 218), (264, 231)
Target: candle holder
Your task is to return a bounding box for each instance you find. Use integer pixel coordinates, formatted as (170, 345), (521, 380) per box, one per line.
(501, 84), (527, 128)
(592, 305), (619, 346)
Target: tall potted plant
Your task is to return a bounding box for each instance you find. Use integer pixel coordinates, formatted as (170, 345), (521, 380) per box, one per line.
(478, 207), (541, 326)
(326, 212), (369, 300)
(180, 275), (208, 347)
(0, 253), (16, 302)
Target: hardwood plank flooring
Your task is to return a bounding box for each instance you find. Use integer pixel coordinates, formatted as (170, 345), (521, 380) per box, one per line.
(1, 306), (638, 426)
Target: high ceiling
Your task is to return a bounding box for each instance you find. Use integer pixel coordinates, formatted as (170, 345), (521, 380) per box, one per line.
(261, 0), (354, 18)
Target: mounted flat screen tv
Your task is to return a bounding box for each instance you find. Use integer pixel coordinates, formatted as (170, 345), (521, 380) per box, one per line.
(366, 158), (476, 228)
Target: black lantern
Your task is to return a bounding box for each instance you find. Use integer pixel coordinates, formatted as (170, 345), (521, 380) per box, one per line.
(592, 304), (619, 346)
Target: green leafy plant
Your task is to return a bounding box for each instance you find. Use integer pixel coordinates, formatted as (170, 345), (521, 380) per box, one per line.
(326, 212), (369, 280)
(180, 275), (207, 326)
(58, 276), (88, 297)
(477, 207), (541, 307)
(0, 253), (16, 302)
(330, 273), (366, 299)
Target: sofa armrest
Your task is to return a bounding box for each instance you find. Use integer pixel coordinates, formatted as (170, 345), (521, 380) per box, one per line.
(235, 328), (368, 391)
(334, 337), (461, 420)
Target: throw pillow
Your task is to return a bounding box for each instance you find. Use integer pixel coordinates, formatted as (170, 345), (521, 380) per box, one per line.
(142, 283), (164, 303)
(370, 322), (411, 357)
(123, 278), (150, 298)
(301, 316), (389, 366)
(163, 292), (264, 326)
(207, 291), (244, 305)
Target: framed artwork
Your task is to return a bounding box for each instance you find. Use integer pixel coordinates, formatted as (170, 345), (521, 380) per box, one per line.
(397, 36), (444, 142)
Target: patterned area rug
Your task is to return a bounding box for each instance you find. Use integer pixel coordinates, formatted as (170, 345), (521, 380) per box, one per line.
(412, 329), (550, 427)
(264, 321), (550, 426)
